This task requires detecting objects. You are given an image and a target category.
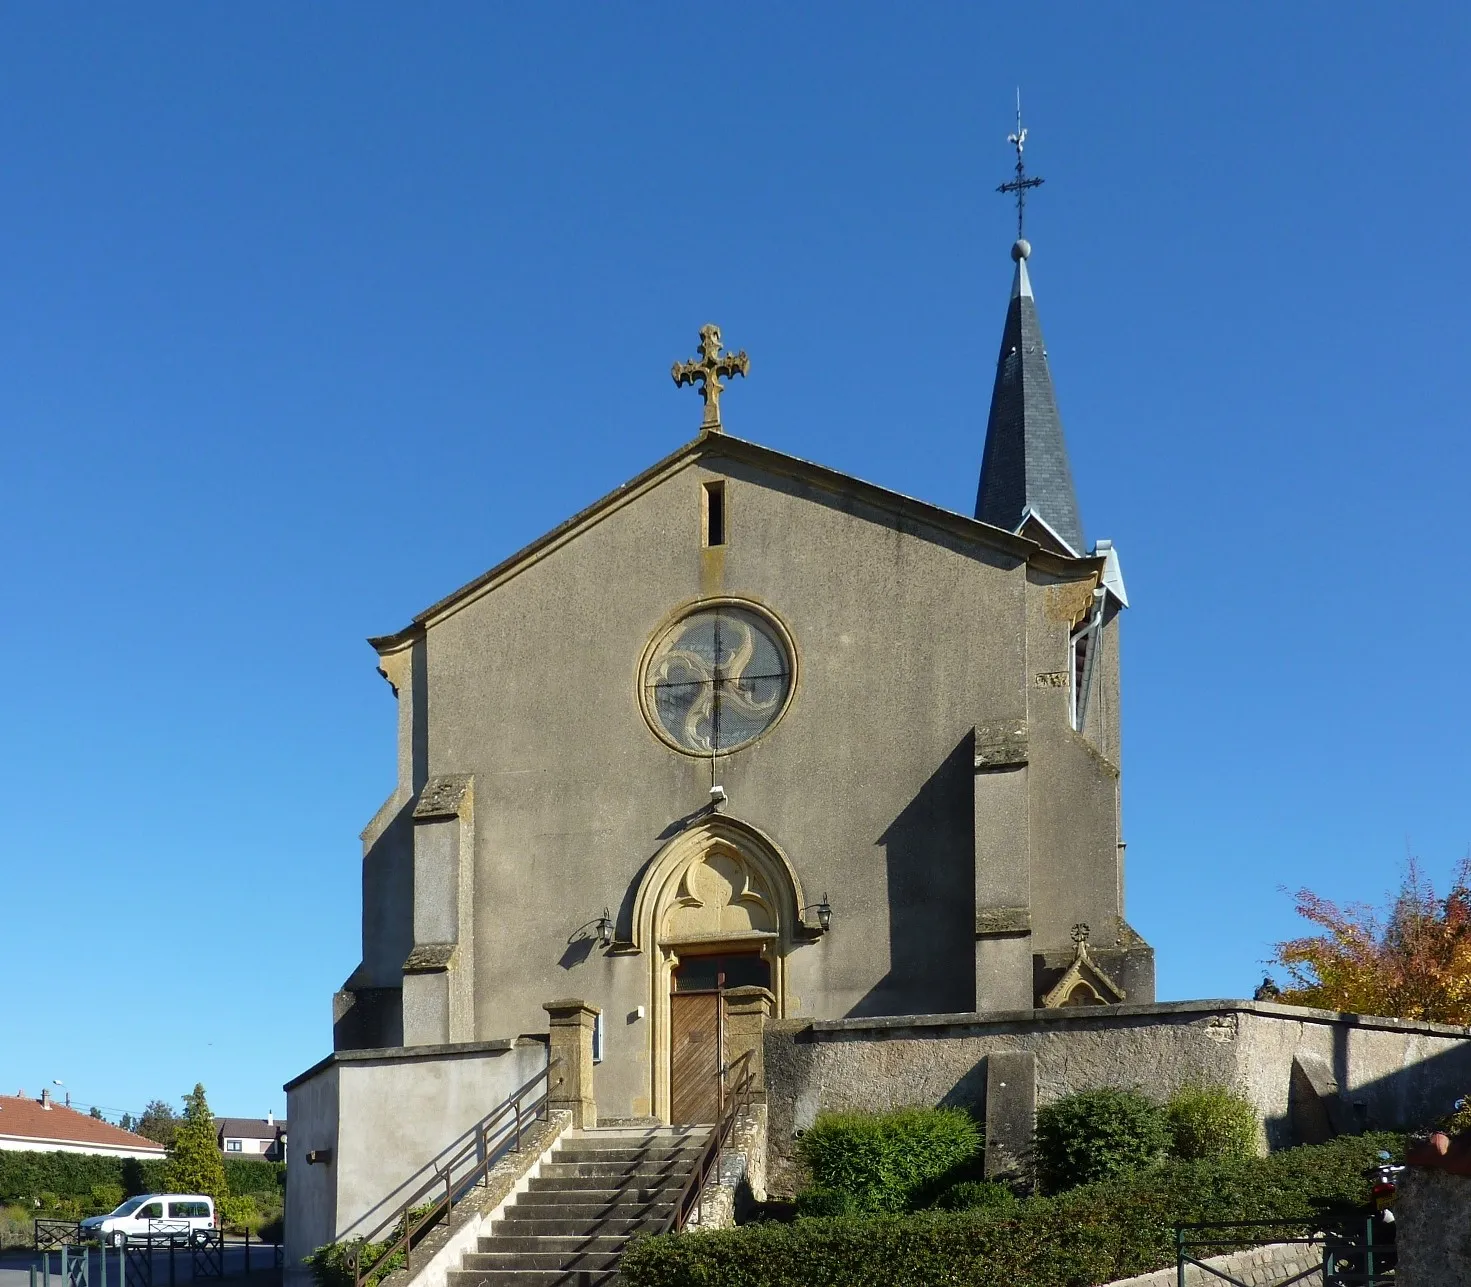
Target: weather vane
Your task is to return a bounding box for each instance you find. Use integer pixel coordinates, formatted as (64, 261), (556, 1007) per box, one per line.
(996, 89), (1044, 240)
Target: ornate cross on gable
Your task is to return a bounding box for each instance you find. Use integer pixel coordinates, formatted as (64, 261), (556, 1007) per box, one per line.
(672, 324), (749, 432)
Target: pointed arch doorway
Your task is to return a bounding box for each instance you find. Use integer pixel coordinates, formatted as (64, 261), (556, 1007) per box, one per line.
(631, 817), (805, 1123)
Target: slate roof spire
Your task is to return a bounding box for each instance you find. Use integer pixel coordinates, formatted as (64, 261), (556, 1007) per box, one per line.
(973, 236), (1085, 557)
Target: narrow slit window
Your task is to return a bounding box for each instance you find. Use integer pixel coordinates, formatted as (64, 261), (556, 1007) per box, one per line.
(703, 481), (726, 547)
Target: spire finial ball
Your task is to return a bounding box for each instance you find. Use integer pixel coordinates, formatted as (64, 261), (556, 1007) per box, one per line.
(1012, 238), (1031, 262)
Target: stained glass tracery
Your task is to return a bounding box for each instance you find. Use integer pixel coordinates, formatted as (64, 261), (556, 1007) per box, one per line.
(644, 605), (792, 753)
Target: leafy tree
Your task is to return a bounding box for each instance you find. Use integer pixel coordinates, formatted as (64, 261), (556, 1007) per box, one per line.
(166, 1085), (228, 1203)
(118, 1113), (134, 1133)
(135, 1101), (179, 1147)
(1269, 856), (1471, 1024)
(88, 1107), (104, 1121)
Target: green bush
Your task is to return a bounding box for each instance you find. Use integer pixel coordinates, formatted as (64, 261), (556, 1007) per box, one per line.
(796, 1108), (982, 1213)
(1167, 1086), (1258, 1162)
(90, 1183), (125, 1215)
(219, 1195), (263, 1234)
(307, 1239), (406, 1287)
(794, 1188), (859, 1219)
(1034, 1088), (1170, 1192)
(1438, 1094), (1471, 1135)
(1, 1203), (33, 1251)
(307, 1202), (442, 1287)
(620, 1132), (1401, 1287)
(933, 1180), (1018, 1213)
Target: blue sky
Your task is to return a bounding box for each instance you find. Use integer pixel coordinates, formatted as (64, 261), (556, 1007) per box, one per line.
(2, 6), (1468, 1121)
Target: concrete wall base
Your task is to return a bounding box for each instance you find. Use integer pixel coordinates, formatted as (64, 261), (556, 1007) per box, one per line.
(1397, 1167), (1471, 1287)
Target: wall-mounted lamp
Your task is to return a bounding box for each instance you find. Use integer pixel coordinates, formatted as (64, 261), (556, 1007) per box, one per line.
(802, 894), (833, 934)
(568, 908), (616, 950)
(595, 907), (614, 948)
(305, 1148), (333, 1166)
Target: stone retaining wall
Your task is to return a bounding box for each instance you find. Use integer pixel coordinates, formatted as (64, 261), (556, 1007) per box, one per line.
(763, 999), (1471, 1191)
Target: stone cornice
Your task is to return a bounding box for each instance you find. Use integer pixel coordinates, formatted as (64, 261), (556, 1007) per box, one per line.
(283, 1036), (543, 1092)
(798, 999), (1471, 1042)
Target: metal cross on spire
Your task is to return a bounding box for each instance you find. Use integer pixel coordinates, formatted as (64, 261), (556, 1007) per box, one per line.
(996, 89), (1045, 240)
(672, 324), (749, 432)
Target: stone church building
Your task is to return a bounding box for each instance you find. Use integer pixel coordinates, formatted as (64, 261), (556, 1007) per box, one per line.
(330, 234), (1149, 1125)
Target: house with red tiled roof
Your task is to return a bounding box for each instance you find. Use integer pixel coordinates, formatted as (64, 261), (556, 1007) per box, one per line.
(0, 1090), (167, 1159)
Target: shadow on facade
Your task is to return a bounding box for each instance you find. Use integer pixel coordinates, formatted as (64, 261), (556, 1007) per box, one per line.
(334, 798), (415, 1050)
(1267, 1029), (1471, 1149)
(847, 734), (975, 1018)
(865, 1017), (1471, 1147)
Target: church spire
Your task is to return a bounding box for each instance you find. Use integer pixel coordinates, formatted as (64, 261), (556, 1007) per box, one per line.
(974, 111), (1085, 557)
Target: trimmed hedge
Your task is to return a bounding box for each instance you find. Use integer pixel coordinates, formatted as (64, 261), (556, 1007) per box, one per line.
(0, 1151), (284, 1211)
(225, 1158), (287, 1199)
(934, 1180), (1018, 1213)
(794, 1189), (858, 1219)
(796, 1107), (981, 1213)
(620, 1133), (1400, 1287)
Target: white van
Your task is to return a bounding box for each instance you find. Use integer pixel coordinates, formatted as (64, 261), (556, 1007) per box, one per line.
(80, 1194), (216, 1247)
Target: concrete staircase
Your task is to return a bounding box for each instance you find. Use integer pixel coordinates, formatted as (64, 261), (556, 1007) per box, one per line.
(448, 1124), (710, 1287)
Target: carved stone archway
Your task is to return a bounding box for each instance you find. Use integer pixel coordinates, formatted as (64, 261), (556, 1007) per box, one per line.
(631, 816), (804, 1120)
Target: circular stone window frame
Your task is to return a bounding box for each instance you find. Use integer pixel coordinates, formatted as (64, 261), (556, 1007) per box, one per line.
(637, 596), (800, 758)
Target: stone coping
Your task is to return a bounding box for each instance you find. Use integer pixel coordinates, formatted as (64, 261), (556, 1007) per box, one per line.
(284, 1036), (545, 1092)
(798, 998), (1471, 1041)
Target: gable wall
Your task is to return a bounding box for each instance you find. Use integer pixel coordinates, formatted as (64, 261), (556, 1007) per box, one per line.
(404, 452), (1112, 1117)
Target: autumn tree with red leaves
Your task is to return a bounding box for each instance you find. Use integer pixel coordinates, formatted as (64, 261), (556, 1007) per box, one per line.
(1269, 856), (1471, 1024)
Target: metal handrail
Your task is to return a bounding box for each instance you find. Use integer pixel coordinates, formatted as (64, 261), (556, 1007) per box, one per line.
(660, 1048), (755, 1235)
(1175, 1218), (1394, 1287)
(350, 1056), (563, 1287)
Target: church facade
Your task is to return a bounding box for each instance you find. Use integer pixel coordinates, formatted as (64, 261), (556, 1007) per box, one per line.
(330, 237), (1151, 1124)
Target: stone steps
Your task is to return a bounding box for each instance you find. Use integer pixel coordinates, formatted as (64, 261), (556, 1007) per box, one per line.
(448, 1124), (710, 1284)
(448, 1271), (617, 1287)
(487, 1217), (648, 1238)
(463, 1252), (623, 1271)
(477, 1236), (629, 1255)
(536, 1160), (696, 1180)
(551, 1147), (697, 1165)
(501, 1202), (676, 1222)
(523, 1179), (682, 1197)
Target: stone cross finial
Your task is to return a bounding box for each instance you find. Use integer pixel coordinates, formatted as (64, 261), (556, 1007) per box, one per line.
(1071, 922), (1090, 946)
(672, 324), (749, 432)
